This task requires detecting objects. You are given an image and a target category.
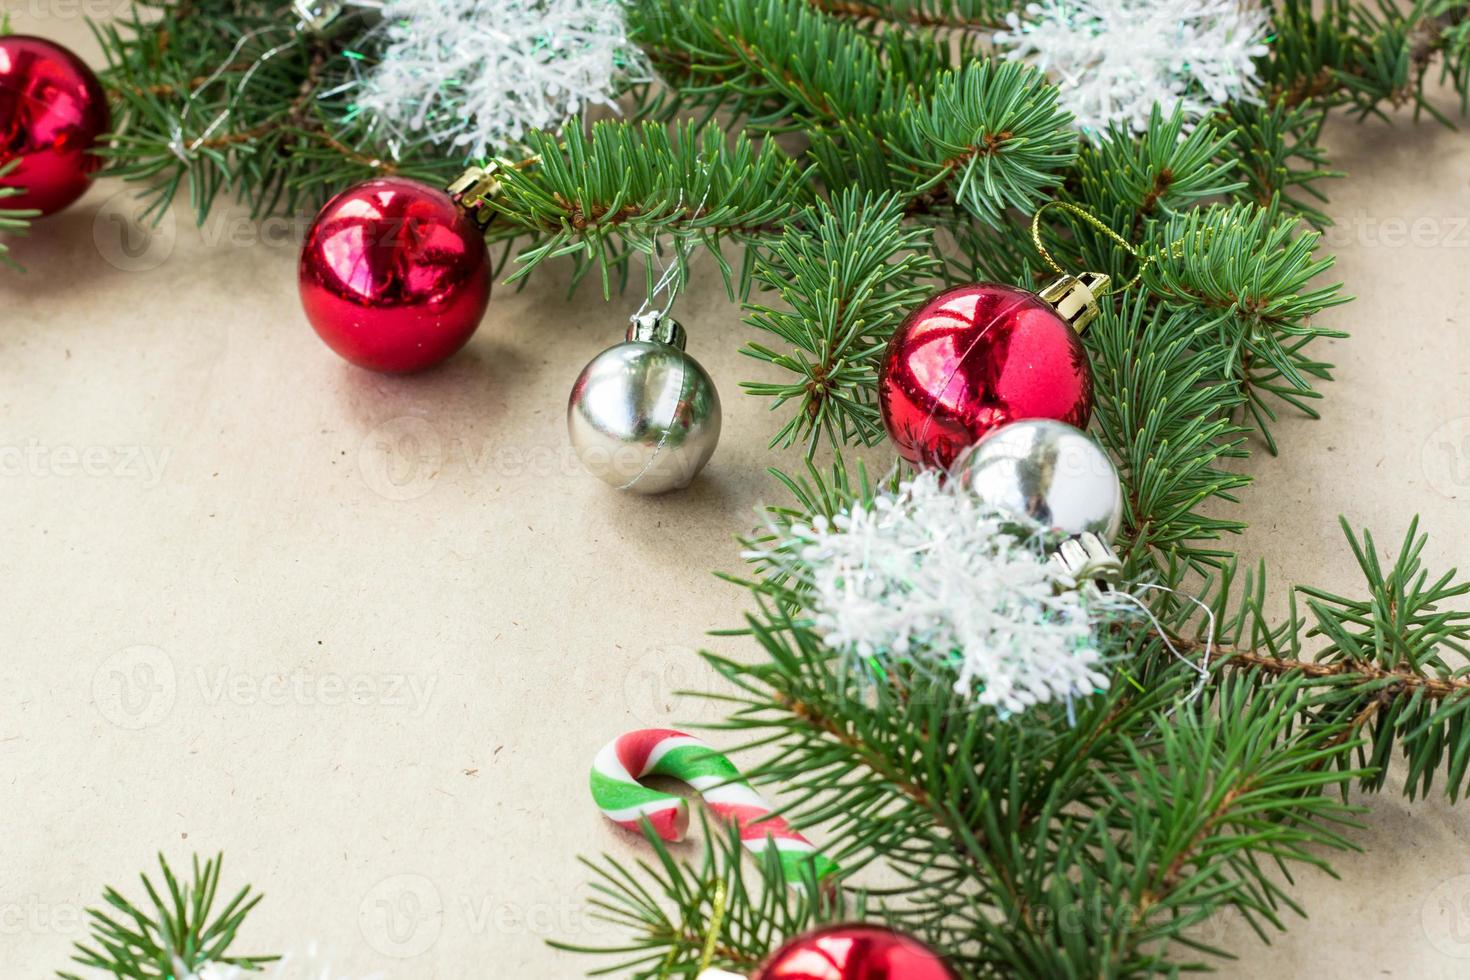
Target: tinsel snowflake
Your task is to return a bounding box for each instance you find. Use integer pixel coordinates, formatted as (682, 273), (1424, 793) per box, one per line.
(356, 0), (651, 160)
(994, 0), (1271, 138)
(751, 472), (1112, 716)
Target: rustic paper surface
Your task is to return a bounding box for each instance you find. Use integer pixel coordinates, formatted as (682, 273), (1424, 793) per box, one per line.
(4, 8), (1470, 977)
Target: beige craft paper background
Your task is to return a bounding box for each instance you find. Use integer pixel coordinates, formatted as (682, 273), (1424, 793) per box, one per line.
(3, 6), (1469, 977)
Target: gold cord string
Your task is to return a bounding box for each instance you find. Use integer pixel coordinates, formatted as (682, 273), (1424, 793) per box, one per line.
(1029, 201), (1150, 295)
(1030, 201), (1229, 297)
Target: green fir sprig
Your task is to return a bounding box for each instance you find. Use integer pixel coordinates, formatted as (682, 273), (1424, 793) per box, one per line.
(59, 853), (275, 980)
(0, 159), (40, 270)
(740, 190), (940, 454)
(551, 818), (843, 979)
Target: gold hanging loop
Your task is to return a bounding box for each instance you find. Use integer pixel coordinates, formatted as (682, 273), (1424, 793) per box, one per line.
(1029, 200), (1153, 296)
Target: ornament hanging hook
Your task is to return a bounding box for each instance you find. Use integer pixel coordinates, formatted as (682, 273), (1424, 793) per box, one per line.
(631, 161), (715, 329)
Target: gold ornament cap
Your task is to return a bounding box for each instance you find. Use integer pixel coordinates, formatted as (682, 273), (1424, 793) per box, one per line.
(447, 163), (504, 231)
(293, 0), (344, 31)
(1038, 271), (1110, 333)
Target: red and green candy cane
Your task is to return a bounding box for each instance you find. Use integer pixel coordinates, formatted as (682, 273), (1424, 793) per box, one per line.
(591, 729), (839, 887)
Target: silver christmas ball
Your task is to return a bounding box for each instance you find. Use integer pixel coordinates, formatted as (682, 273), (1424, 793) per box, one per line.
(568, 314), (722, 494)
(952, 419), (1123, 543)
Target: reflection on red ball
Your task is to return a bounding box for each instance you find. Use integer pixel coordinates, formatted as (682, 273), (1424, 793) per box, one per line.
(0, 35), (111, 216)
(756, 924), (958, 980)
(878, 282), (1093, 469)
(298, 177), (491, 374)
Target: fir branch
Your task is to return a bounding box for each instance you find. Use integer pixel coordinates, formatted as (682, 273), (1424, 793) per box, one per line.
(552, 819), (838, 979)
(495, 121), (810, 297)
(1211, 645), (1470, 700)
(0, 160), (40, 271)
(689, 467), (1241, 972)
(628, 0), (893, 130)
(741, 190), (941, 455)
(1106, 673), (1366, 974)
(1219, 97), (1342, 228)
(1087, 299), (1252, 577)
(713, 0), (892, 126)
(93, 1), (464, 221)
(633, 2), (1076, 229)
(884, 60), (1079, 227)
(1141, 201), (1350, 453)
(59, 853), (275, 980)
(1262, 0), (1470, 120)
(682, 574), (1364, 975)
(1209, 518), (1470, 800)
(1048, 107), (1243, 287)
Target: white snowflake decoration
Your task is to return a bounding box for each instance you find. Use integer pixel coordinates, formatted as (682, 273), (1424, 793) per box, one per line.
(994, 0), (1271, 138)
(750, 472), (1112, 716)
(356, 0), (651, 160)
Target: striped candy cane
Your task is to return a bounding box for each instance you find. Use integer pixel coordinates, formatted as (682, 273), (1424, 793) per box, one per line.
(591, 729), (839, 887)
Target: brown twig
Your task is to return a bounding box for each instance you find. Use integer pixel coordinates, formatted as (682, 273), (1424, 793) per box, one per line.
(1209, 646), (1470, 700)
(186, 42), (400, 175)
(807, 0), (1005, 33)
(134, 63), (254, 99)
(663, 926), (761, 971)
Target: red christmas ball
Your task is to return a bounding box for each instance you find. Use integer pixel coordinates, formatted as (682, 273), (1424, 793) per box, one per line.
(878, 282), (1093, 469)
(0, 35), (111, 216)
(755, 924), (958, 980)
(298, 176), (491, 373)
